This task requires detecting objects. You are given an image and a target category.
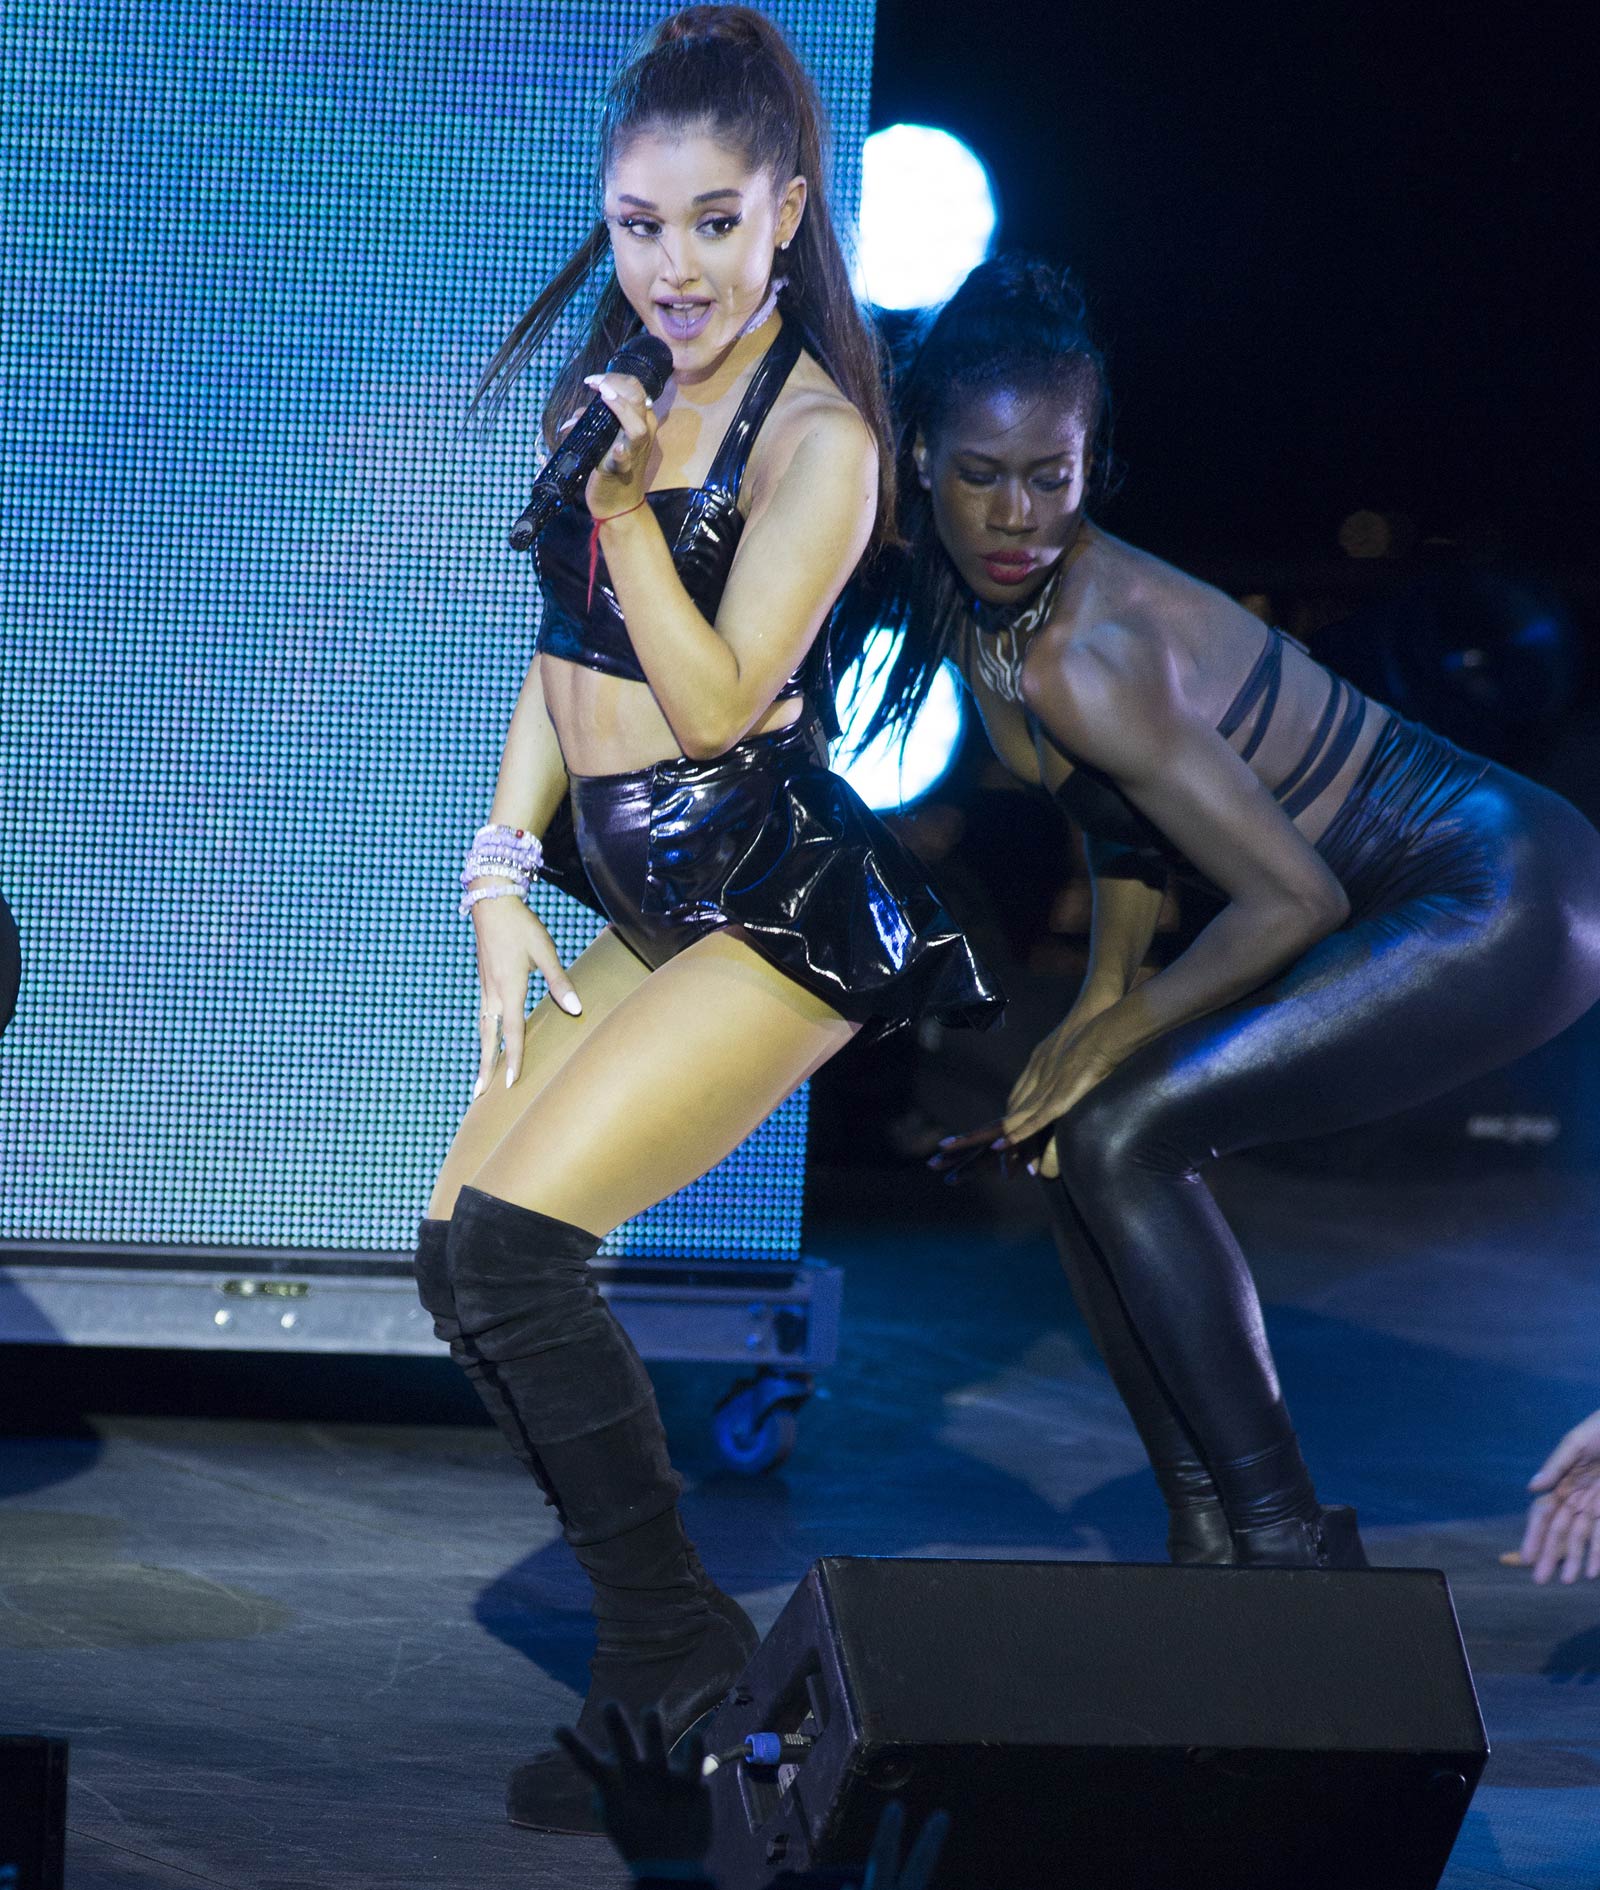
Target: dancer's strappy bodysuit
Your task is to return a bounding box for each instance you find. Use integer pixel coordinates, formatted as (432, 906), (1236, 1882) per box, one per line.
(1039, 625), (1371, 879)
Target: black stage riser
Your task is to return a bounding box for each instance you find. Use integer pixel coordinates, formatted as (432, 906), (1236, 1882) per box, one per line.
(704, 1558), (1487, 1890)
(0, 1735), (67, 1890)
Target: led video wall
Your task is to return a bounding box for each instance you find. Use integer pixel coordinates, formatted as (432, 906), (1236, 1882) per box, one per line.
(0, 0), (875, 1257)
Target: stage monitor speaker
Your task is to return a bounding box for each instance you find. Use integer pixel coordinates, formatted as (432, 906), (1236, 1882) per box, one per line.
(704, 1558), (1486, 1890)
(0, 1735), (67, 1890)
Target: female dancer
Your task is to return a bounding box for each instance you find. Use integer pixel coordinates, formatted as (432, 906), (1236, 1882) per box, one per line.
(414, 7), (997, 1836)
(842, 254), (1600, 1571)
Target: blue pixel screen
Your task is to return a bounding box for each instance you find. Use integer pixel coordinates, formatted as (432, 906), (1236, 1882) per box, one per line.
(0, 1), (875, 1259)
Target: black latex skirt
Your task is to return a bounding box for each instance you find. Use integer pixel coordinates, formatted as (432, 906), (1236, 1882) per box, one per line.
(538, 712), (1003, 1043)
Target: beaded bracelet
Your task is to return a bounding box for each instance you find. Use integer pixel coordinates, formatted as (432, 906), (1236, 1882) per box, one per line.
(467, 822), (544, 871)
(458, 862), (528, 890)
(460, 823), (545, 917)
(461, 823), (544, 888)
(459, 882), (528, 918)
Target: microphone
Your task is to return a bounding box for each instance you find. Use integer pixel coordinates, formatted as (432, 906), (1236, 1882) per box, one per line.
(509, 333), (674, 551)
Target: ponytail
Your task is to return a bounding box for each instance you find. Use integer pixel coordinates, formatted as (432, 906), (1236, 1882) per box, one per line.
(472, 5), (896, 551)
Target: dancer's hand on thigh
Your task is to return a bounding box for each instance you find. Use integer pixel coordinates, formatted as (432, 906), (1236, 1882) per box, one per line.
(927, 1120), (1045, 1184)
(996, 1013), (1125, 1177)
(427, 929), (648, 1222)
(931, 993), (1127, 1184)
(472, 897), (583, 1094)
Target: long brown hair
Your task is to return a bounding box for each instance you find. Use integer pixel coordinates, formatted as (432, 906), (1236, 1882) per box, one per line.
(471, 5), (896, 551)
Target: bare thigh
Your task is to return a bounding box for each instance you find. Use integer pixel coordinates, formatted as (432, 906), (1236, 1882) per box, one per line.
(426, 926), (650, 1219)
(470, 929), (860, 1237)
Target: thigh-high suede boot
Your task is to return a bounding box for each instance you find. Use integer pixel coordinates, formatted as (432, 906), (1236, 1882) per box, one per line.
(1039, 1179), (1234, 1564)
(416, 1191), (758, 1833)
(414, 1215), (563, 1505)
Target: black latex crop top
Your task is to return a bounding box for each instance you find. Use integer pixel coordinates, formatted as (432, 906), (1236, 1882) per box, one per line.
(533, 321), (808, 694)
(1038, 624), (1369, 883)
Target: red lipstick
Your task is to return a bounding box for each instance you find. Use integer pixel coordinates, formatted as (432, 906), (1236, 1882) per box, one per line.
(980, 552), (1037, 587)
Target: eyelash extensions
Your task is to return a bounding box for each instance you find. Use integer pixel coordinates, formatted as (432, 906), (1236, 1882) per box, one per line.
(612, 213), (744, 241)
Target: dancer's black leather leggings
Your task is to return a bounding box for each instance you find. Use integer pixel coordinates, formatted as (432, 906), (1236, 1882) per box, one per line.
(1047, 715), (1600, 1533)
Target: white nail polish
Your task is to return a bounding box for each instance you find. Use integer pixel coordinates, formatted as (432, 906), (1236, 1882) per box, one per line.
(505, 1066), (515, 1089)
(472, 1077), (484, 1098)
(560, 992), (583, 1015)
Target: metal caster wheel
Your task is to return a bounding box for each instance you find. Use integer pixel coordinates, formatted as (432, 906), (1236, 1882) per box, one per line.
(711, 1370), (812, 1474)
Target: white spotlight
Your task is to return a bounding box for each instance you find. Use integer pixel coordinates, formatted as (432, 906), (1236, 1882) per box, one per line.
(855, 124), (998, 311)
(832, 628), (964, 813)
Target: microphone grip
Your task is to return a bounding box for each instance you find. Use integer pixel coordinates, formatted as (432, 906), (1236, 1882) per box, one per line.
(508, 399), (626, 551)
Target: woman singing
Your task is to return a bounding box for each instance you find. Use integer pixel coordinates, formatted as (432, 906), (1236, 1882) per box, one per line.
(414, 7), (998, 1835)
(841, 254), (1600, 1572)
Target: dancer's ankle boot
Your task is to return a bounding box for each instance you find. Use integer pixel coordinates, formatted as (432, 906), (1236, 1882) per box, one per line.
(1232, 1503), (1370, 1570)
(433, 1188), (758, 1834)
(1208, 1431), (1370, 1569)
(1040, 1179), (1235, 1566)
(1164, 1494), (1237, 1567)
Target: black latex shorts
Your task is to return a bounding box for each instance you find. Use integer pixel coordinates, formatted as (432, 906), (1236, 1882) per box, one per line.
(537, 710), (1003, 1043)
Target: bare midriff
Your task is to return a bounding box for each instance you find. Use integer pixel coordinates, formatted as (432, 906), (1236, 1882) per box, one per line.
(542, 654), (805, 778)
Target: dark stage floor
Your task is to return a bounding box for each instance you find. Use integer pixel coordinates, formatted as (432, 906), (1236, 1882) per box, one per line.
(3, 1158), (1599, 1889)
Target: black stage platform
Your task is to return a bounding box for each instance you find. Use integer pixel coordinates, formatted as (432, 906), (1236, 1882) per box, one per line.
(3, 1160), (1598, 1889)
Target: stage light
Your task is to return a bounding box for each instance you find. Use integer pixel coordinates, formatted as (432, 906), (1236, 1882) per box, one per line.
(832, 628), (964, 813)
(855, 124), (998, 310)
